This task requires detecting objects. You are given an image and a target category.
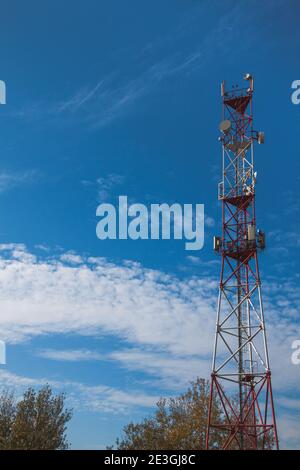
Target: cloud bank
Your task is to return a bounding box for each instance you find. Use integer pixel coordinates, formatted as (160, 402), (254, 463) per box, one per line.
(0, 243), (299, 447)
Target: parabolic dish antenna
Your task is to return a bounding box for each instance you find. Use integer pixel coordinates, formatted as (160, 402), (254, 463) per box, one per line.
(219, 119), (231, 134)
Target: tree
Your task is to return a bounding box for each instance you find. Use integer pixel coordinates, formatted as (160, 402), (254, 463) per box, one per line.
(0, 385), (72, 450)
(112, 378), (224, 450)
(0, 390), (15, 448)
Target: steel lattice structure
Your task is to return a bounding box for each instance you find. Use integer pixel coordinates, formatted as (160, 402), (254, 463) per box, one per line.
(206, 75), (279, 450)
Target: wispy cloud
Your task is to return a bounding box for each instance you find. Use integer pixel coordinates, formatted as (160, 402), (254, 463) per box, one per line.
(277, 414), (300, 450)
(9, 1), (270, 130)
(81, 173), (125, 202)
(55, 81), (106, 113)
(96, 174), (125, 202)
(185, 255), (218, 270)
(205, 216), (215, 228)
(269, 229), (300, 248)
(109, 348), (208, 391)
(277, 396), (300, 411)
(0, 170), (40, 194)
(37, 348), (102, 362)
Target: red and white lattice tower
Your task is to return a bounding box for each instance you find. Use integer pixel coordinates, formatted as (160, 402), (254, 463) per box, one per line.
(206, 74), (279, 450)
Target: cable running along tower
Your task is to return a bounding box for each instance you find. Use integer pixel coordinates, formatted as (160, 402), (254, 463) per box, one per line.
(206, 74), (279, 450)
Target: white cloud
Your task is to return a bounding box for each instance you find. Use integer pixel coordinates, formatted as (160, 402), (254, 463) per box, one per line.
(0, 243), (299, 396)
(75, 383), (159, 413)
(60, 253), (84, 265)
(186, 255), (201, 266)
(35, 244), (51, 252)
(0, 244), (216, 359)
(37, 349), (102, 362)
(0, 369), (158, 415)
(109, 348), (209, 391)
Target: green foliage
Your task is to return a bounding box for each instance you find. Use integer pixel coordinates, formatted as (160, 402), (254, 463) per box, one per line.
(0, 385), (72, 450)
(112, 378), (224, 450)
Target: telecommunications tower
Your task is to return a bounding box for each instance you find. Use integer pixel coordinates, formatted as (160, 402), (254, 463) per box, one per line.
(206, 74), (279, 450)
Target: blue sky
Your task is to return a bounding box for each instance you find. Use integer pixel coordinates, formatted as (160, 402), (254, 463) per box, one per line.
(0, 0), (300, 449)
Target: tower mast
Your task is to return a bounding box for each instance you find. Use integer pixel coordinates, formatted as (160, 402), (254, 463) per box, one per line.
(206, 75), (279, 450)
